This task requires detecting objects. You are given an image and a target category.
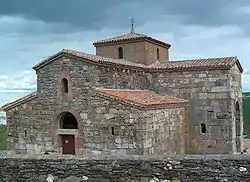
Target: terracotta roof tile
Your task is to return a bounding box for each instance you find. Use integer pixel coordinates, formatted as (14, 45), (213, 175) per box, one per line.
(33, 49), (148, 70)
(93, 33), (171, 48)
(95, 89), (188, 109)
(1, 92), (37, 111)
(33, 49), (243, 73)
(148, 56), (243, 72)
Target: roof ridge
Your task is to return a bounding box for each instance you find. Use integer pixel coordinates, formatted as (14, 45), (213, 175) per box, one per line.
(33, 49), (242, 72)
(93, 32), (171, 48)
(169, 56), (237, 62)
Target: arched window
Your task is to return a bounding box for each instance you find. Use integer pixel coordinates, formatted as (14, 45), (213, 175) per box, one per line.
(62, 78), (68, 93)
(118, 47), (123, 59)
(157, 48), (160, 60)
(201, 123), (206, 133)
(59, 112), (78, 129)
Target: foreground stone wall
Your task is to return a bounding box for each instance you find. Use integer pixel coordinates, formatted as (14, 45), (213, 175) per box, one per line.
(0, 154), (249, 182)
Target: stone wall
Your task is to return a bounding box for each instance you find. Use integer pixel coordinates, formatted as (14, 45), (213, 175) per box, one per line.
(83, 95), (143, 155)
(229, 63), (244, 153)
(141, 107), (186, 155)
(5, 55), (243, 155)
(0, 154), (249, 182)
(5, 98), (53, 154)
(146, 65), (243, 154)
(95, 41), (147, 64)
(5, 55), (187, 156)
(83, 95), (187, 155)
(95, 40), (169, 65)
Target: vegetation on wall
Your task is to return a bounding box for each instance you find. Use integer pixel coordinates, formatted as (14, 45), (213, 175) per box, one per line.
(0, 125), (6, 150)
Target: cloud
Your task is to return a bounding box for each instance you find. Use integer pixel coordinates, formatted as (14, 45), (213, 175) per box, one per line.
(1, 1), (250, 30)
(0, 0), (250, 107)
(0, 90), (31, 93)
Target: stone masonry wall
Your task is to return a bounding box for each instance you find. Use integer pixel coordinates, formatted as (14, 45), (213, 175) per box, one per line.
(95, 40), (169, 65)
(5, 98), (54, 154)
(229, 63), (244, 153)
(0, 154), (249, 182)
(146, 67), (242, 154)
(85, 95), (187, 155)
(6, 56), (186, 155)
(96, 41), (147, 64)
(145, 41), (169, 64)
(6, 56), (150, 155)
(140, 107), (187, 155)
(6, 55), (243, 155)
(33, 56), (149, 154)
(83, 95), (144, 155)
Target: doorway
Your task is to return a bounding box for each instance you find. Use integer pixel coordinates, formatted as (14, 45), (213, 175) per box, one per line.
(61, 135), (75, 154)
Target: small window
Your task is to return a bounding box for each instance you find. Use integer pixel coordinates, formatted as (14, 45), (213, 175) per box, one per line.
(111, 126), (119, 136)
(24, 129), (27, 137)
(111, 127), (115, 135)
(62, 78), (68, 93)
(201, 123), (206, 133)
(118, 47), (123, 59)
(157, 48), (160, 60)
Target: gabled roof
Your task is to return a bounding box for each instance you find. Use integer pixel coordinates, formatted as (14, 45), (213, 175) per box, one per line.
(32, 49), (243, 73)
(32, 49), (148, 71)
(0, 92), (37, 111)
(93, 32), (171, 48)
(95, 89), (188, 109)
(149, 56), (243, 72)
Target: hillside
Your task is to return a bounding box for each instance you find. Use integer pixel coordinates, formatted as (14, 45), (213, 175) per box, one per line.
(243, 92), (250, 138)
(0, 125), (6, 150)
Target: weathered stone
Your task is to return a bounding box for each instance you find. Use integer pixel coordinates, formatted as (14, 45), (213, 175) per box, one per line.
(1, 31), (243, 157)
(0, 154), (250, 182)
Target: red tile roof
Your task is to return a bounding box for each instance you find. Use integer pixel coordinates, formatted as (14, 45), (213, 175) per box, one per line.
(33, 49), (243, 72)
(93, 33), (171, 48)
(149, 57), (243, 72)
(0, 92), (37, 111)
(33, 49), (148, 70)
(95, 89), (188, 109)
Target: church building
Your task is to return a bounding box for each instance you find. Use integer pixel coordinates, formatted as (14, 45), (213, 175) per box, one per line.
(1, 26), (244, 155)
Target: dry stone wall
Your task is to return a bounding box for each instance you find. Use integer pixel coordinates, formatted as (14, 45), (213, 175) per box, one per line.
(0, 154), (249, 182)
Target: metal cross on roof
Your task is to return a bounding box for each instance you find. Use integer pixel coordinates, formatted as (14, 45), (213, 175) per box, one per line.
(130, 17), (134, 33)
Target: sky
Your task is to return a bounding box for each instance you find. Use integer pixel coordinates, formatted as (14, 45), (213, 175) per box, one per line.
(1, 0), (250, 107)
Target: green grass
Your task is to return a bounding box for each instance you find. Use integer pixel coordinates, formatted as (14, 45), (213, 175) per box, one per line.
(0, 125), (7, 150)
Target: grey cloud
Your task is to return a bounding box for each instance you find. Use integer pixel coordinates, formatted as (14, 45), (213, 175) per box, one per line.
(1, 0), (250, 32)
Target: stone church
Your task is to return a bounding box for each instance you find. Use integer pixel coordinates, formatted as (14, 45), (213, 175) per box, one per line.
(1, 28), (244, 155)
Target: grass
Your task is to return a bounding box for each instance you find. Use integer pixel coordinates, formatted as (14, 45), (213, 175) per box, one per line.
(244, 125), (250, 138)
(0, 125), (6, 150)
